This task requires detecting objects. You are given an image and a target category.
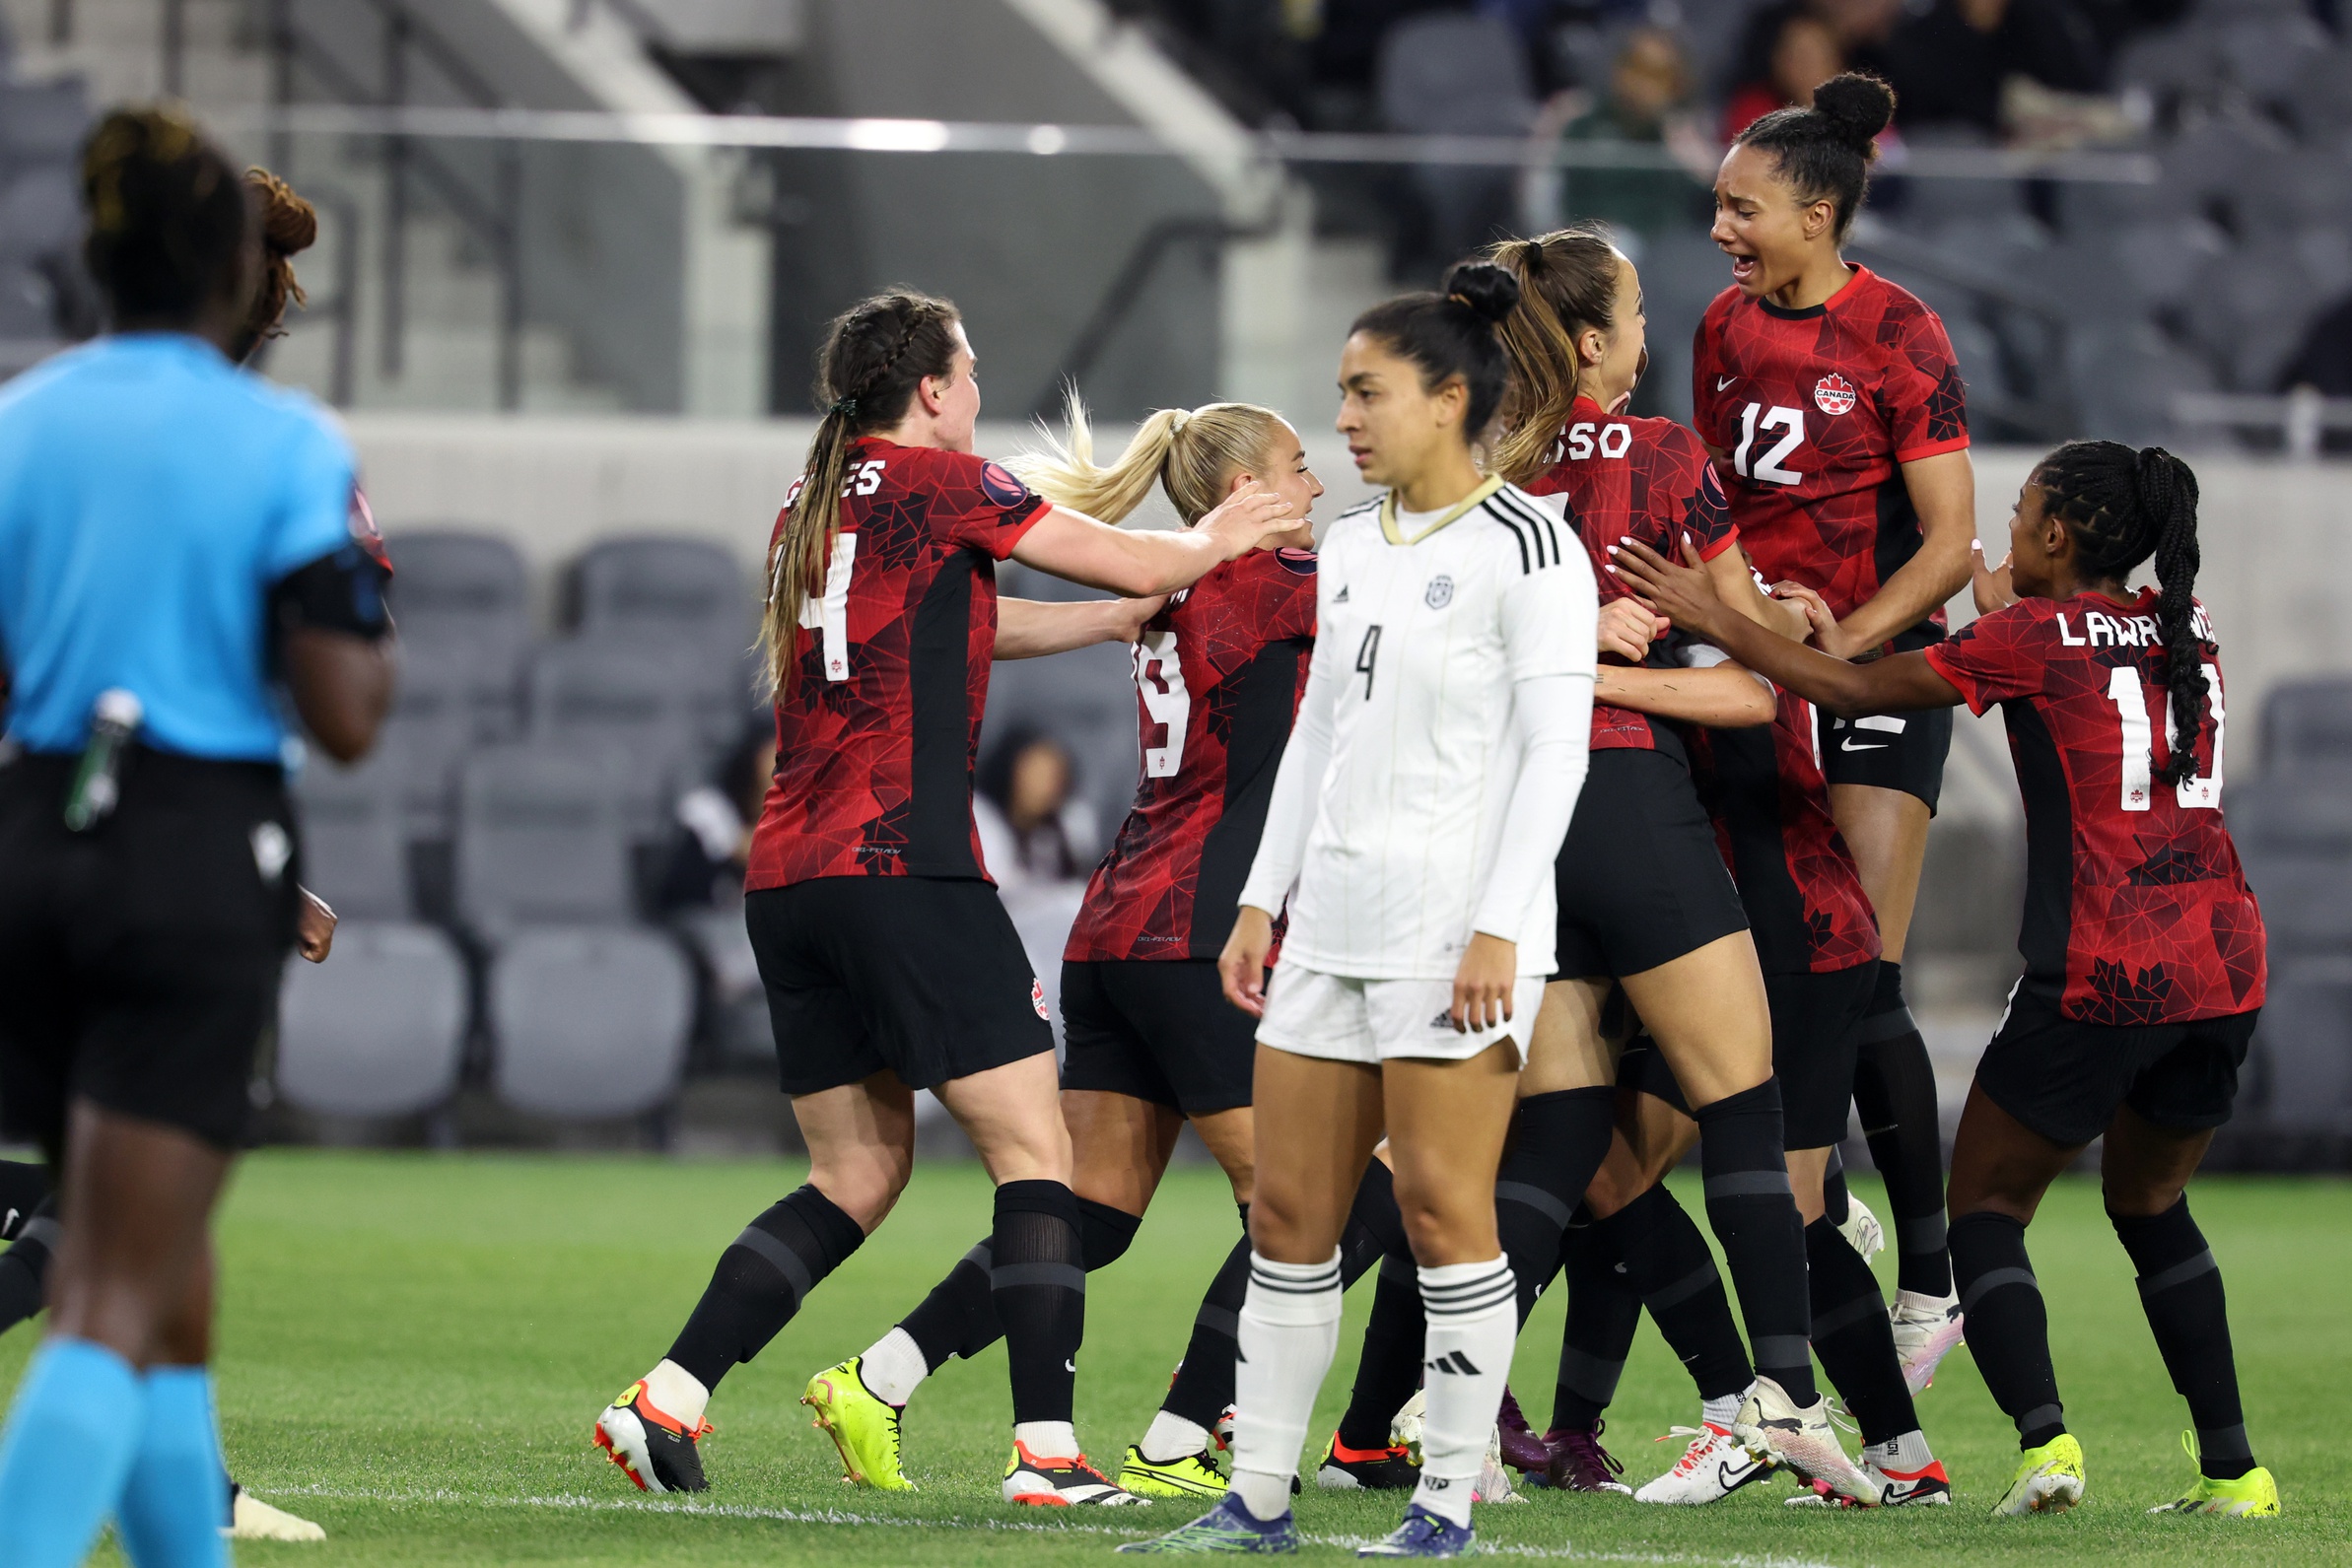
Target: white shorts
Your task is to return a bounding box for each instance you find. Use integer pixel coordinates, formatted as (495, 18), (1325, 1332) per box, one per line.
(1257, 961), (1550, 1065)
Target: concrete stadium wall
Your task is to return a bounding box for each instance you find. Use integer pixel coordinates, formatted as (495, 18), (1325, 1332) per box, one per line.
(347, 412), (2347, 825)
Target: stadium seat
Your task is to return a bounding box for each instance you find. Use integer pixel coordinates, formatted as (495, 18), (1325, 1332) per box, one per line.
(0, 79), (90, 164)
(2224, 771), (2352, 952)
(2248, 956), (2352, 1135)
(985, 639), (1142, 838)
(384, 529), (531, 666)
(453, 742), (636, 940)
(488, 925), (692, 1119)
(527, 638), (702, 842)
(2260, 679), (2352, 773)
(279, 749), (470, 1120)
(381, 638), (529, 844)
(671, 903), (773, 1066)
(570, 536), (754, 650)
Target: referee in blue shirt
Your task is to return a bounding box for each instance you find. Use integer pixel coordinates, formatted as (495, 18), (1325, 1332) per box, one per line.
(0, 106), (392, 1566)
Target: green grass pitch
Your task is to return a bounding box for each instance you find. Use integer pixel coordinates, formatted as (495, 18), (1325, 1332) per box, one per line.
(6, 1152), (2343, 1565)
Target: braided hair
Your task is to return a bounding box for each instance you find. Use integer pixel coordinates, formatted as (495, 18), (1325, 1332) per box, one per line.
(80, 104), (249, 325)
(760, 289), (963, 696)
(230, 166), (318, 363)
(2035, 440), (2208, 785)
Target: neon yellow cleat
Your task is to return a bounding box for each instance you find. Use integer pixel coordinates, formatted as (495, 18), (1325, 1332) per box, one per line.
(1992, 1432), (2085, 1517)
(2149, 1432), (2279, 1517)
(1118, 1443), (1229, 1500)
(800, 1357), (914, 1490)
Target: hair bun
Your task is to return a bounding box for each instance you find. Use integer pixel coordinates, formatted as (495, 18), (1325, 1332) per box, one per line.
(1811, 73), (1896, 156)
(246, 168), (317, 257)
(1441, 260), (1521, 326)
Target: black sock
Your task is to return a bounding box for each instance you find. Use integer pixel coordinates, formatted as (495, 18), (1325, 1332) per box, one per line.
(1336, 1249), (1424, 1452)
(1339, 1161), (1406, 1286)
(1805, 1216), (1916, 1446)
(1598, 1184), (1752, 1400)
(1821, 1147), (1851, 1228)
(1551, 1222), (1640, 1432)
(1854, 962), (1952, 1298)
(898, 1241), (999, 1375)
(0, 1194), (57, 1335)
(2110, 1198), (2253, 1479)
(1162, 1206), (1252, 1433)
(1950, 1209), (2064, 1449)
(666, 1184), (865, 1390)
(1695, 1079), (1815, 1404)
(992, 1179), (1086, 1426)
(1496, 1088), (1618, 1325)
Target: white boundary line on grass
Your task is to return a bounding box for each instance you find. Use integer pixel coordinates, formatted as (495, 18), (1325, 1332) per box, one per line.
(266, 1483), (1849, 1567)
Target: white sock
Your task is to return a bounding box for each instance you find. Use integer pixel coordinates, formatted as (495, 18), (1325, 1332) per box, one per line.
(1141, 1408), (1213, 1464)
(1700, 1393), (1741, 1431)
(859, 1326), (930, 1406)
(1013, 1419), (1080, 1460)
(1866, 1428), (1935, 1471)
(1229, 1249), (1343, 1523)
(642, 1359), (710, 1429)
(1411, 1257), (1516, 1529)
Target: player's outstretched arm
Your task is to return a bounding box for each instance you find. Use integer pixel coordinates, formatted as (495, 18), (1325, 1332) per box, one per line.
(1596, 662), (1774, 728)
(995, 596), (1163, 659)
(1610, 536), (1962, 718)
(1009, 484), (1294, 598)
(1814, 448), (1974, 656)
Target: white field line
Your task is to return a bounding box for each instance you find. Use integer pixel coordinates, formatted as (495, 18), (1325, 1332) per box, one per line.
(265, 1483), (1852, 1567)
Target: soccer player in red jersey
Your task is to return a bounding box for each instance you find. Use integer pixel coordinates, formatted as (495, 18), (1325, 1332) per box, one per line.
(796, 398), (1411, 1504)
(1695, 71), (1979, 1366)
(592, 291), (1297, 1507)
(1613, 442), (2281, 1520)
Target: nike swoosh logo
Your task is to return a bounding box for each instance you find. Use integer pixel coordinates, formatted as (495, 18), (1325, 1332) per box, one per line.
(1065, 1359), (1077, 1372)
(1840, 738), (1889, 752)
(1716, 376), (1738, 391)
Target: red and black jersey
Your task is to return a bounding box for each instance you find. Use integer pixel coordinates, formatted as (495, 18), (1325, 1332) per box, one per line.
(1692, 266), (1970, 644)
(1525, 396), (1737, 754)
(746, 440), (1047, 892)
(1065, 548), (1317, 963)
(1923, 591), (2265, 1025)
(1688, 684), (1881, 976)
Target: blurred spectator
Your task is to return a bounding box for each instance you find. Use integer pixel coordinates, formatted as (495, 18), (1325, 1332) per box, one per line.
(976, 726), (1099, 888)
(1543, 26), (1713, 238)
(657, 718), (775, 913)
(1881, 0), (2106, 136)
(2279, 292), (2352, 452)
(1720, 6), (1845, 140)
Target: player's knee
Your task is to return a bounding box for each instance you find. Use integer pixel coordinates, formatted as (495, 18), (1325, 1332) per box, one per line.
(805, 1156), (910, 1233)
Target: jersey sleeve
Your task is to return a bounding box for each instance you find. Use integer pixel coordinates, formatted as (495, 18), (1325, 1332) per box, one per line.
(933, 450), (1049, 560)
(262, 408), (361, 583)
(1885, 302), (1972, 463)
(1920, 600), (2052, 714)
(1690, 297), (1733, 450)
(1663, 424), (1739, 562)
(1500, 546), (1600, 686)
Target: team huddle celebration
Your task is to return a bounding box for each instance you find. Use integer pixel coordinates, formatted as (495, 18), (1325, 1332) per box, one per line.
(0, 49), (2308, 1568)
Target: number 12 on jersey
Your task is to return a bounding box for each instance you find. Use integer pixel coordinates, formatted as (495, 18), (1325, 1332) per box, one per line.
(1732, 403), (1804, 485)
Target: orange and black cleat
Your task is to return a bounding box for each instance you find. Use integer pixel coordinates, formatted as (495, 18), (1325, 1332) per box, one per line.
(594, 1380), (713, 1494)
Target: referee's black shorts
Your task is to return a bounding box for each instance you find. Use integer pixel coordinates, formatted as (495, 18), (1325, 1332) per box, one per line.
(0, 748), (300, 1154)
(1060, 958), (1256, 1116)
(747, 875), (1054, 1097)
(1555, 748), (1749, 982)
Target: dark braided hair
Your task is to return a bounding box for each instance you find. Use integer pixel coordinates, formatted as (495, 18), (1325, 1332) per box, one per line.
(2036, 440), (2208, 785)
(229, 166), (318, 363)
(760, 289), (963, 695)
(80, 104), (250, 325)
(1736, 73), (1895, 240)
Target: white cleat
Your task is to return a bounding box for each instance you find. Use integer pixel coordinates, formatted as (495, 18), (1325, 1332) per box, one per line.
(227, 1489), (328, 1541)
(1833, 1193), (1886, 1263)
(1732, 1378), (1883, 1507)
(1891, 1289), (1966, 1394)
(1633, 1422), (1775, 1505)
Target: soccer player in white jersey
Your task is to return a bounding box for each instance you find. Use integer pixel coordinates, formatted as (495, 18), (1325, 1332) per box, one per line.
(1128, 263), (1598, 1559)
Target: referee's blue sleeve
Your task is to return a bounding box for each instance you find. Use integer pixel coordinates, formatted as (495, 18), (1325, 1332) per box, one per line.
(262, 409), (360, 582)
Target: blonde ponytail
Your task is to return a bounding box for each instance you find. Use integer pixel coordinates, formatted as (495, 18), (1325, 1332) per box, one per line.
(1012, 391), (1292, 527)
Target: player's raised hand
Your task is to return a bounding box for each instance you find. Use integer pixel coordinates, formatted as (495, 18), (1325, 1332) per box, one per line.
(1607, 534), (1728, 640)
(1450, 932), (1517, 1034)
(1219, 905), (1278, 1017)
(1196, 481), (1295, 559)
(1972, 538), (2017, 615)
(1108, 594), (1169, 644)
(1596, 596), (1668, 662)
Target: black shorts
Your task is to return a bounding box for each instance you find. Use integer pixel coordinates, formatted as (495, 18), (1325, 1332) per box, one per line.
(1060, 959), (1256, 1116)
(1974, 982), (2259, 1149)
(1819, 703), (1953, 813)
(1614, 964), (1872, 1148)
(747, 876), (1054, 1097)
(1555, 749), (1748, 981)
(0, 749), (299, 1154)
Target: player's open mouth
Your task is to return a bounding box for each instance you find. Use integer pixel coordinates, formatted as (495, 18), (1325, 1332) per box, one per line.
(1727, 253), (1758, 284)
